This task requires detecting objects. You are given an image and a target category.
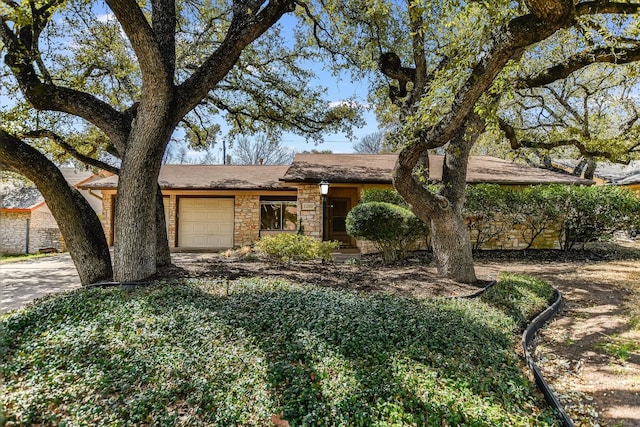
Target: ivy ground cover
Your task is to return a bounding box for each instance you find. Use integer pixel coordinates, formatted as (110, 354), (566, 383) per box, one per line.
(1, 274), (558, 426)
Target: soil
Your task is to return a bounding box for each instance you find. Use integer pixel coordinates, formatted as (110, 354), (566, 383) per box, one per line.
(166, 241), (640, 427)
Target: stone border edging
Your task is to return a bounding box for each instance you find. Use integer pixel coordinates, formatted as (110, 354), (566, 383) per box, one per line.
(521, 288), (574, 427)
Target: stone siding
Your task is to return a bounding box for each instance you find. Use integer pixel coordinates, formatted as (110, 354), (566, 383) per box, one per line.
(28, 207), (62, 252)
(0, 212), (30, 254)
(297, 184), (322, 239)
(166, 196), (176, 248)
(102, 194), (114, 246)
(234, 195), (260, 247)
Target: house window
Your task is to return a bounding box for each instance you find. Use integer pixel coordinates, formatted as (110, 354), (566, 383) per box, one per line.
(260, 197), (297, 231)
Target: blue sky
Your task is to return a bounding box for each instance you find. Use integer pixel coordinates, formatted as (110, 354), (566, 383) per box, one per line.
(1, 4), (380, 162)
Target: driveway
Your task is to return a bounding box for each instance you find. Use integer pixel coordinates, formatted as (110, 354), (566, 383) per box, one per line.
(1, 254), (81, 314)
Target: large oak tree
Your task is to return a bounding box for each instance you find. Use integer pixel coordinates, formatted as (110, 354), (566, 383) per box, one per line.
(1, 0), (358, 282)
(318, 0), (640, 282)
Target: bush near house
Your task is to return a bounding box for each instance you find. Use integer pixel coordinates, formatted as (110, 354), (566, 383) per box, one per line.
(0, 275), (559, 426)
(355, 185), (640, 252)
(360, 188), (408, 206)
(346, 201), (429, 263)
(463, 184), (640, 250)
(255, 233), (340, 262)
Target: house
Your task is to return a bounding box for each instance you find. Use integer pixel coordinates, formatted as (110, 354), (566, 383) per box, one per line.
(82, 154), (592, 252)
(0, 169), (103, 255)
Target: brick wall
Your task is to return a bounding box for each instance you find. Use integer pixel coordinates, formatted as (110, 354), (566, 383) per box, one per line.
(0, 212), (29, 254)
(234, 195), (260, 247)
(166, 195), (177, 248)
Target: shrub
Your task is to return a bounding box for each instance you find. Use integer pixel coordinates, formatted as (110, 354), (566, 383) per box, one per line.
(346, 201), (429, 263)
(464, 184), (518, 250)
(555, 185), (640, 250)
(360, 188), (407, 206)
(255, 233), (340, 262)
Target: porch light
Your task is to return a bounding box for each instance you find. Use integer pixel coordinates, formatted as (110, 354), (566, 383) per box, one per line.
(319, 181), (330, 199)
(319, 180), (330, 241)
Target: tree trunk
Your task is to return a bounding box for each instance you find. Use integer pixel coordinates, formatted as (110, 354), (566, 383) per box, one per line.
(113, 104), (173, 282)
(393, 114), (483, 283)
(0, 130), (113, 284)
(430, 209), (477, 283)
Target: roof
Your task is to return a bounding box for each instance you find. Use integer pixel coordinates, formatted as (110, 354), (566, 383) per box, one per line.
(1, 168), (99, 210)
(82, 165), (295, 190)
(0, 184), (44, 209)
(281, 154), (594, 185)
(554, 159), (640, 184)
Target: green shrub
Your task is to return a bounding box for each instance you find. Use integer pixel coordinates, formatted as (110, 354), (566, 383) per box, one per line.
(346, 202), (429, 263)
(464, 184), (519, 250)
(360, 188), (407, 206)
(255, 233), (340, 262)
(463, 184), (640, 251)
(555, 185), (640, 250)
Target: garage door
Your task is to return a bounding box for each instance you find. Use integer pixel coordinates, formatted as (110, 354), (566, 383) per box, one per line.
(178, 198), (234, 248)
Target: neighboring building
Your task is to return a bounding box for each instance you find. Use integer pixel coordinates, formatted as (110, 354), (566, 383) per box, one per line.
(0, 169), (103, 255)
(83, 154), (592, 252)
(554, 159), (640, 192)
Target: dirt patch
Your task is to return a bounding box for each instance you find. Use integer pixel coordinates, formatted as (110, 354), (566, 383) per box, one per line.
(167, 241), (640, 427)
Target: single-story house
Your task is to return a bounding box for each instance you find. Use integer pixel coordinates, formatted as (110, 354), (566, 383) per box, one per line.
(0, 169), (103, 254)
(82, 154), (592, 252)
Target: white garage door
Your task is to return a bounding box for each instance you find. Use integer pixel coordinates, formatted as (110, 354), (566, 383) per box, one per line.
(178, 198), (234, 248)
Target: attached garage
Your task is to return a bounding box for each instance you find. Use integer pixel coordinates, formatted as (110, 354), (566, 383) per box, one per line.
(178, 197), (234, 248)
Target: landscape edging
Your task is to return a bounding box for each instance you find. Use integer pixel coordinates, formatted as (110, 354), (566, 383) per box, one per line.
(462, 280), (574, 427)
(521, 288), (574, 427)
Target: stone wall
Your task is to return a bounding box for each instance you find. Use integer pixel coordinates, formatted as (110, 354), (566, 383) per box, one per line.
(0, 212), (29, 254)
(102, 194), (114, 246)
(166, 195), (176, 248)
(297, 184), (322, 239)
(28, 207), (61, 252)
(234, 195), (260, 247)
(471, 220), (561, 250)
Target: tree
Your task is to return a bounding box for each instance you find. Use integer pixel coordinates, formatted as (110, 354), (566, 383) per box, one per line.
(499, 63), (640, 179)
(1, 0), (359, 282)
(319, 0), (640, 282)
(230, 134), (295, 165)
(0, 129), (113, 284)
(353, 131), (388, 154)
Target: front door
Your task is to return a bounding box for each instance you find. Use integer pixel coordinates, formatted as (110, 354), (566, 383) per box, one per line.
(328, 197), (351, 246)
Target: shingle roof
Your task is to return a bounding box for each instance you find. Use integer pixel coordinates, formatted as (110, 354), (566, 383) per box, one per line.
(0, 184), (43, 209)
(1, 168), (99, 210)
(82, 165), (295, 190)
(281, 154), (594, 185)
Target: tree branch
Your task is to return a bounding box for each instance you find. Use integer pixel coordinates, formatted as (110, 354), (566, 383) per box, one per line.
(175, 0), (296, 120)
(517, 44), (640, 89)
(104, 0), (172, 93)
(21, 130), (120, 174)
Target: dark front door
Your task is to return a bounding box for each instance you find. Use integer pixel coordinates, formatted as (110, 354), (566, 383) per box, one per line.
(328, 197), (351, 245)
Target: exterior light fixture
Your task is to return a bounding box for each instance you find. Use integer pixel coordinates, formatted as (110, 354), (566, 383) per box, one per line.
(319, 180), (330, 240)
(319, 181), (330, 199)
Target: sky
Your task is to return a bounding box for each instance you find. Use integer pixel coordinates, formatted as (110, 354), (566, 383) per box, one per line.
(0, 3), (381, 164)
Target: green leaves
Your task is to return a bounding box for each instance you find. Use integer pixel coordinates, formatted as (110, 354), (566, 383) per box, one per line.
(346, 201), (429, 263)
(1, 276), (558, 425)
(255, 234), (340, 262)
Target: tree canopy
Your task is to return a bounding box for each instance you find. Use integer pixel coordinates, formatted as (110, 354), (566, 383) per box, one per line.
(1, 0), (362, 281)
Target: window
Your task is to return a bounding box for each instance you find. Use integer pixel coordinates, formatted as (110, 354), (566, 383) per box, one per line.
(260, 199), (297, 230)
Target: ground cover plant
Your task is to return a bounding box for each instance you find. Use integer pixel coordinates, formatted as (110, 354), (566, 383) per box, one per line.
(0, 275), (559, 426)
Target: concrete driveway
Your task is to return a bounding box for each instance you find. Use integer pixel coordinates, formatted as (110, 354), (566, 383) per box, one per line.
(1, 254), (81, 314)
